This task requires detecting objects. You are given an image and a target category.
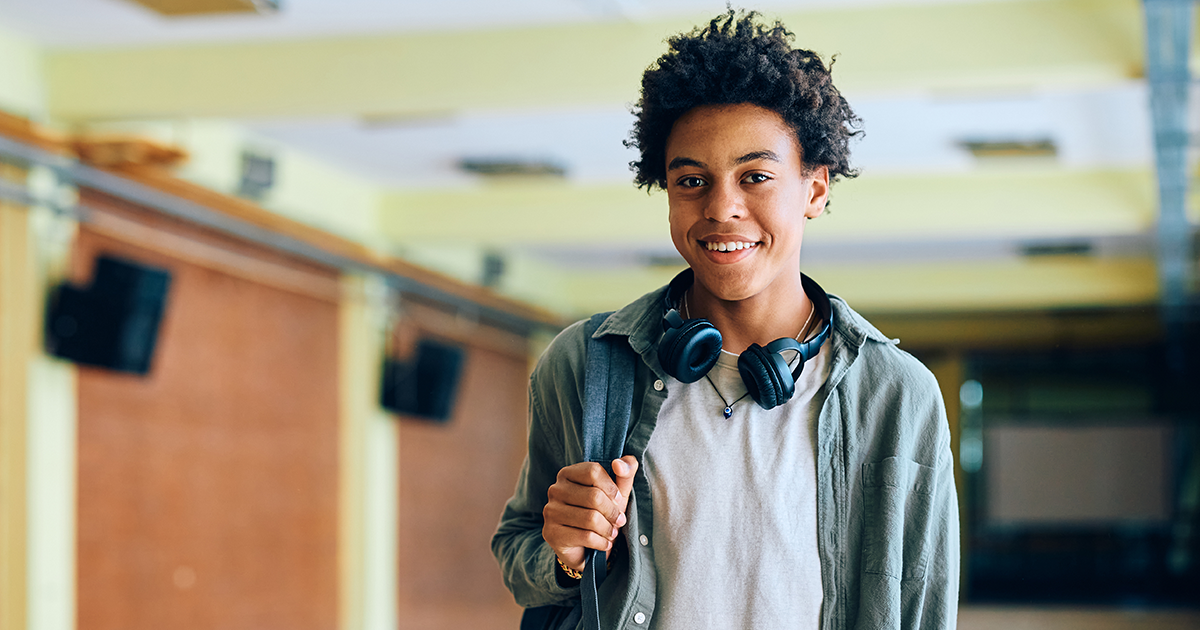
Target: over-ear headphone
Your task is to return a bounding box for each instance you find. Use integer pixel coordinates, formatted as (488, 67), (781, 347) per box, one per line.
(656, 268), (833, 410)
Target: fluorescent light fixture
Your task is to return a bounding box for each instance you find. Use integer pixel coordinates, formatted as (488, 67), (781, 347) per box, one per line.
(125, 0), (279, 17)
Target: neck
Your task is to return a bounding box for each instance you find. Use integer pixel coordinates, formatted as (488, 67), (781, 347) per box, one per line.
(686, 272), (814, 355)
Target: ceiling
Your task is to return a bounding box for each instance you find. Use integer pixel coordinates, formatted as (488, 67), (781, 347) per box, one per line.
(0, 0), (1188, 317)
(239, 83), (1152, 189)
(0, 0), (1020, 47)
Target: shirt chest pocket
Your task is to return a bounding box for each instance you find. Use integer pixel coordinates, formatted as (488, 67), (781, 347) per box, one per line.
(861, 456), (935, 581)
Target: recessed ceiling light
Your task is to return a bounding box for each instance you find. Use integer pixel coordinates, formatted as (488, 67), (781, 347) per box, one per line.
(958, 138), (1057, 159)
(125, 0), (279, 17)
(1020, 241), (1093, 258)
(458, 158), (566, 178)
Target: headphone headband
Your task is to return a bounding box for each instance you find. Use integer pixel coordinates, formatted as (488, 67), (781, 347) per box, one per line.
(657, 268), (835, 410)
(664, 269), (834, 340)
(662, 268), (696, 322)
(796, 273), (833, 361)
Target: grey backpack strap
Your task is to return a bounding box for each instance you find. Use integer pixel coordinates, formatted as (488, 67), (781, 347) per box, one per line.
(580, 312), (635, 630)
(581, 312), (635, 465)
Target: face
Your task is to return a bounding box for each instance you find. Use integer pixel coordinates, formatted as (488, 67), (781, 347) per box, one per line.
(665, 103), (829, 305)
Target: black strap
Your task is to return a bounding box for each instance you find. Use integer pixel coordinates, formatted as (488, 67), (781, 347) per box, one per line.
(579, 312), (635, 630)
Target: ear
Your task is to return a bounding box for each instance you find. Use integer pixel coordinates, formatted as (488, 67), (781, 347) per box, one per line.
(803, 166), (830, 219)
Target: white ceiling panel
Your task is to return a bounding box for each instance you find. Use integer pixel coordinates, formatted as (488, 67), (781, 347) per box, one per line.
(851, 81), (1153, 175)
(0, 0), (1038, 48)
(245, 106), (641, 187)
(242, 81), (1154, 190)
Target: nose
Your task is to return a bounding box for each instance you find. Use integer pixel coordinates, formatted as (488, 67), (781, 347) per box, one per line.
(703, 180), (745, 222)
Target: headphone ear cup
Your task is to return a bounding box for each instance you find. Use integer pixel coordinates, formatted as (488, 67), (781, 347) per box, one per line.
(737, 343), (797, 410)
(658, 319), (721, 384)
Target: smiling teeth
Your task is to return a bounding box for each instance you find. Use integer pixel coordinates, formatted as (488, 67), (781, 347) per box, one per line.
(706, 241), (757, 252)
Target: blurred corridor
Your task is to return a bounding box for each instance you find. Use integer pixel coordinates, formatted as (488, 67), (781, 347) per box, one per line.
(0, 1), (1197, 629)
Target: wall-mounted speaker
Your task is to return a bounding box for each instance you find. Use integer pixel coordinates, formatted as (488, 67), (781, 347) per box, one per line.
(381, 338), (465, 422)
(45, 255), (172, 375)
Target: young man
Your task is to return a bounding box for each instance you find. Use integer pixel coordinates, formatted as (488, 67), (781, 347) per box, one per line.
(493, 10), (959, 630)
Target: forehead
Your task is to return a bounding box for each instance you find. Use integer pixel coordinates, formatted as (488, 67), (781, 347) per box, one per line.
(665, 103), (802, 162)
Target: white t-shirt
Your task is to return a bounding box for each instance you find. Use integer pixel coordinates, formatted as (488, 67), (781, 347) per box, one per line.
(643, 339), (831, 629)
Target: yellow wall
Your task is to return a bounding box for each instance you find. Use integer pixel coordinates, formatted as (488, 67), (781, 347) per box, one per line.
(0, 23), (44, 119)
(381, 168), (1159, 317)
(552, 255), (1159, 319)
(74, 118), (386, 248)
(380, 169), (1155, 245)
(0, 160), (78, 630)
(337, 274), (399, 630)
(0, 165), (32, 630)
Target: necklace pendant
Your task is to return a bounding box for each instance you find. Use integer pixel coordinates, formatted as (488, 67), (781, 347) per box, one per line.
(723, 406), (733, 419)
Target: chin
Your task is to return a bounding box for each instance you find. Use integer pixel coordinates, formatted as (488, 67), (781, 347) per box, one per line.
(692, 266), (760, 302)
(712, 287), (759, 303)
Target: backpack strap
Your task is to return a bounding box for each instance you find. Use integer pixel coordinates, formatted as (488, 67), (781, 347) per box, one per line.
(581, 311), (636, 466)
(580, 311), (635, 630)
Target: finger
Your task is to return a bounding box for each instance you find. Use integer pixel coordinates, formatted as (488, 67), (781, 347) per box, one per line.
(548, 482), (621, 524)
(553, 464), (626, 526)
(543, 502), (620, 541)
(611, 456), (639, 514)
(543, 523), (614, 557)
(557, 462), (621, 501)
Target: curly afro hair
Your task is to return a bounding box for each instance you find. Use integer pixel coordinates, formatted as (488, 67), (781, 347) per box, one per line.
(627, 9), (862, 191)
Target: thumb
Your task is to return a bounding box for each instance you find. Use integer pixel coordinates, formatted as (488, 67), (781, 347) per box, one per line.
(611, 456), (638, 513)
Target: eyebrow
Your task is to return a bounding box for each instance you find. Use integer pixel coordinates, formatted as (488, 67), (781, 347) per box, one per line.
(667, 156), (705, 170)
(667, 150), (783, 171)
(736, 150), (782, 165)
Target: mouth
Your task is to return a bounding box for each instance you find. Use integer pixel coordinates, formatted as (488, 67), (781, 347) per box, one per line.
(702, 240), (759, 252)
(697, 238), (761, 264)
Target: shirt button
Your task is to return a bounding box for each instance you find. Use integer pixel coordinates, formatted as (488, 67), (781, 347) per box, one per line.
(653, 380), (664, 391)
(634, 612), (646, 624)
(639, 534), (649, 546)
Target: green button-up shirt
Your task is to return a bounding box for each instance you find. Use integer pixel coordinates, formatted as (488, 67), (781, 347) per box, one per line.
(493, 283), (959, 630)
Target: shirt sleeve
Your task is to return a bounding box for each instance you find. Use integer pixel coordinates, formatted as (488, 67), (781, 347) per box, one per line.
(853, 354), (961, 630)
(917, 431), (960, 630)
(491, 325), (586, 608)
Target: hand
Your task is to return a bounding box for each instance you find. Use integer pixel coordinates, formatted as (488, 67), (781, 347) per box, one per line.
(542, 455), (639, 573)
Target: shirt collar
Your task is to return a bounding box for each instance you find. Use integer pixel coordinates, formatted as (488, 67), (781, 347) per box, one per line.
(590, 278), (893, 353)
(591, 283), (668, 358)
(828, 293), (894, 347)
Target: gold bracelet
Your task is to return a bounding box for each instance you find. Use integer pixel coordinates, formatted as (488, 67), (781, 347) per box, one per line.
(556, 556), (582, 580)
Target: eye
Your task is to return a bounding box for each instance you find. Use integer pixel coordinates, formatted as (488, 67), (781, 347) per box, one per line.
(743, 172), (772, 184)
(675, 175), (707, 189)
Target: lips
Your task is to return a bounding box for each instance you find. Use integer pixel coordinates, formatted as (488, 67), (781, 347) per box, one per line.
(703, 240), (758, 252)
(697, 236), (760, 263)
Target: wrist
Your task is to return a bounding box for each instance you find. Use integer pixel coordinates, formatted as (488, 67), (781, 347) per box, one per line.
(554, 555), (582, 587)
(556, 556), (582, 579)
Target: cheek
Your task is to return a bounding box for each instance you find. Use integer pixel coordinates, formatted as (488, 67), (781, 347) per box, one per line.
(778, 217), (807, 252)
(667, 205), (689, 240)
(666, 209), (684, 251)
(764, 190), (808, 243)
(760, 212), (806, 252)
